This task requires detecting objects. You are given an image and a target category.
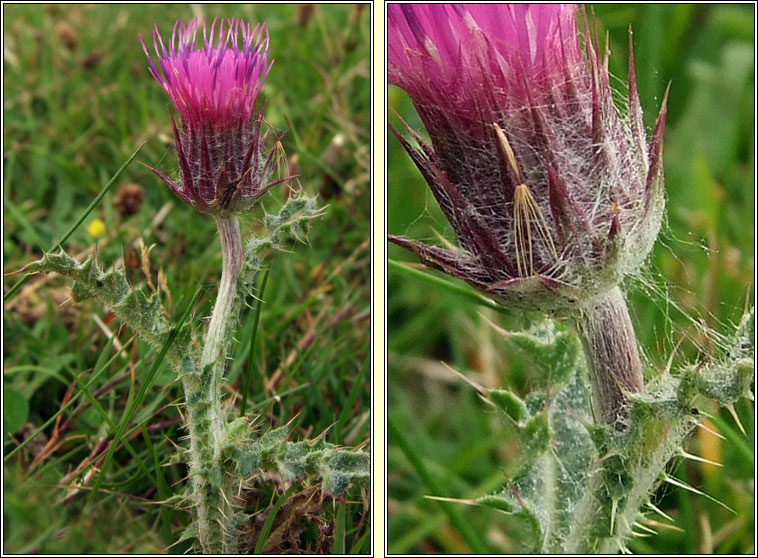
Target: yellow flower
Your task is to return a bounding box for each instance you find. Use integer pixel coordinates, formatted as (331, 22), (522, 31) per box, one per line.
(87, 218), (106, 239)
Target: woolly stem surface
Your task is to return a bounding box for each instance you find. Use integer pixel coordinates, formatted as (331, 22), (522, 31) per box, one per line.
(189, 213), (243, 553)
(574, 286), (643, 428)
(203, 214), (242, 449)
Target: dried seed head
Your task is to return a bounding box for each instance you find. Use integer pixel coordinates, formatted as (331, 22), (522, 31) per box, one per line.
(388, 5), (668, 313)
(80, 51), (103, 71)
(113, 183), (145, 217)
(56, 22), (78, 51)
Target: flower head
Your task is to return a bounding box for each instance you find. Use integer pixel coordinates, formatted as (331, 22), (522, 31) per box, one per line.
(388, 4), (668, 313)
(140, 18), (287, 214)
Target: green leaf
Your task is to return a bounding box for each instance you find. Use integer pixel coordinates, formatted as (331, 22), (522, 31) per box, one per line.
(229, 425), (369, 494)
(20, 249), (200, 377)
(253, 485), (297, 554)
(478, 371), (595, 553)
(3, 388), (29, 436)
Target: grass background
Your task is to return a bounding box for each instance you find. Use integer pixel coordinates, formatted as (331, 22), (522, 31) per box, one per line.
(3, 3), (370, 554)
(387, 4), (755, 555)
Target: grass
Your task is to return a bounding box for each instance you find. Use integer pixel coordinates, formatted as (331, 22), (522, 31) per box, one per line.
(3, 3), (370, 554)
(387, 4), (754, 555)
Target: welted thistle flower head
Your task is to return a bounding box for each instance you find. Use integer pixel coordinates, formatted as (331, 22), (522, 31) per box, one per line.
(388, 4), (668, 314)
(140, 18), (288, 214)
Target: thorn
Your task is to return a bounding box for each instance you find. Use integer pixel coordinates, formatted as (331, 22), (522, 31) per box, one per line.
(643, 518), (684, 533)
(646, 500), (674, 522)
(679, 449), (723, 467)
(616, 539), (632, 554)
(440, 361), (487, 396)
(315, 422), (336, 440)
(506, 477), (527, 511)
(696, 420), (726, 440)
(662, 473), (736, 514)
(610, 498), (618, 534)
(477, 312), (510, 338)
(633, 520), (658, 535)
(603, 30), (610, 72)
(724, 404), (746, 436)
(663, 336), (685, 375)
(424, 495), (477, 506)
(219, 488), (233, 509)
(284, 412), (301, 429)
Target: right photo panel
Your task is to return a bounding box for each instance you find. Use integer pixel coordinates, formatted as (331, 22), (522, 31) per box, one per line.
(387, 3), (755, 555)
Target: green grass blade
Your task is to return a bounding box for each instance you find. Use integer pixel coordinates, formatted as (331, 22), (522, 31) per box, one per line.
(708, 413), (754, 469)
(4, 143), (144, 303)
(141, 423), (173, 544)
(3, 194), (47, 250)
(85, 284), (202, 506)
(348, 529), (370, 554)
(248, 384), (310, 411)
(241, 264), (272, 417)
(3, 365), (68, 385)
(331, 501), (346, 554)
(253, 485), (297, 554)
(388, 258), (507, 314)
(67, 365), (156, 486)
(387, 414), (491, 554)
(332, 352), (368, 442)
(4, 337), (135, 460)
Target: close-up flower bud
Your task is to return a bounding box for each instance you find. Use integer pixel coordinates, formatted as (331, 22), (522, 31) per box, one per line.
(388, 4), (668, 314)
(140, 18), (288, 215)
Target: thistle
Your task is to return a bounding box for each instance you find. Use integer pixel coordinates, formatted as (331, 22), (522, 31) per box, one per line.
(139, 17), (288, 214)
(9, 13), (369, 555)
(389, 5), (753, 554)
(388, 4), (668, 427)
(135, 18), (363, 552)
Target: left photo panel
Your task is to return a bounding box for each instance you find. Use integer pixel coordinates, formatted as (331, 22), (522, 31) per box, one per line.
(3, 3), (371, 555)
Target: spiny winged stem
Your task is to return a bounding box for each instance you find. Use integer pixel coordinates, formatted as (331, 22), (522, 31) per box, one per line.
(188, 213), (243, 553)
(574, 286), (643, 428)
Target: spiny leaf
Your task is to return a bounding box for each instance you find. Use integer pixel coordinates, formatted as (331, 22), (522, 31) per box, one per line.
(504, 320), (581, 386)
(242, 194), (321, 280)
(477, 372), (595, 552)
(229, 426), (369, 494)
(21, 249), (200, 376)
(472, 308), (754, 553)
(488, 389), (528, 424)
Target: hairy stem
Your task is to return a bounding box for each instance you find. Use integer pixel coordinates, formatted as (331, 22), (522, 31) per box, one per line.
(189, 213), (243, 553)
(203, 214), (242, 452)
(574, 286), (643, 428)
(566, 413), (696, 553)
